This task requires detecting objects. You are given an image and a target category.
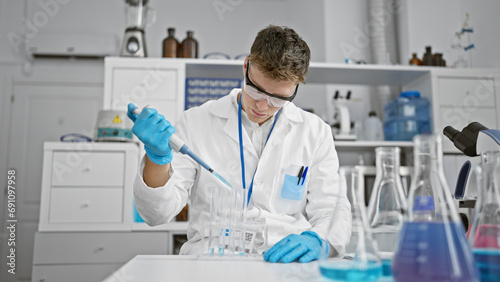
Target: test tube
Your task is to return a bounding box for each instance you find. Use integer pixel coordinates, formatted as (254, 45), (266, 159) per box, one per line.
(217, 188), (227, 256)
(238, 186), (249, 255)
(207, 187), (219, 256)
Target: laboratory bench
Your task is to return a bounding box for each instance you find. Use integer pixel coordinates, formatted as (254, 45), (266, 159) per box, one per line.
(103, 255), (395, 282)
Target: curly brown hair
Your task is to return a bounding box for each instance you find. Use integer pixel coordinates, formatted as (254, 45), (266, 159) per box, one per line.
(248, 25), (311, 84)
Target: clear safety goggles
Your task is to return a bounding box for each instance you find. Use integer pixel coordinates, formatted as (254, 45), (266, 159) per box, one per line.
(244, 61), (298, 108)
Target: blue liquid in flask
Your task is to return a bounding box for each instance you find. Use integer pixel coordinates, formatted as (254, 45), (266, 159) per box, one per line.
(392, 221), (478, 282)
(473, 249), (500, 282)
(319, 261), (382, 282)
(381, 258), (392, 277)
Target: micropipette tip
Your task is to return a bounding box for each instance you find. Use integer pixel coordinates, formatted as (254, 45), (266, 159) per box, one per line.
(213, 172), (232, 189)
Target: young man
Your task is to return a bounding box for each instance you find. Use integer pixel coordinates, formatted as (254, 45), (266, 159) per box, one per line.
(128, 25), (351, 263)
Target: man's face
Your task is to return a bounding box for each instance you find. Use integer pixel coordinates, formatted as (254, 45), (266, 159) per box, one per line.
(241, 58), (297, 125)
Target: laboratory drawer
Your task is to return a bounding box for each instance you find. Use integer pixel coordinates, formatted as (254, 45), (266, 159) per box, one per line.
(32, 232), (169, 264)
(112, 68), (178, 101)
(437, 77), (496, 107)
(32, 264), (121, 282)
(51, 151), (125, 187)
(49, 188), (123, 223)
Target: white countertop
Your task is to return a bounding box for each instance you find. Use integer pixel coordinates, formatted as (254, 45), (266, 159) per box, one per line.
(102, 255), (326, 282)
(103, 255), (396, 282)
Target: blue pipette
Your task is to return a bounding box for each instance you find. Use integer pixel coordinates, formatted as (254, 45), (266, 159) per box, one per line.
(131, 106), (232, 188)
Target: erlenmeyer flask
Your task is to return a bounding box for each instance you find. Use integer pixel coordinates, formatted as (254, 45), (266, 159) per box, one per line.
(468, 151), (500, 282)
(392, 134), (479, 282)
(367, 147), (406, 253)
(319, 166), (382, 281)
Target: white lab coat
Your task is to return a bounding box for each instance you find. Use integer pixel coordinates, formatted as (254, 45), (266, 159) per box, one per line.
(134, 89), (352, 256)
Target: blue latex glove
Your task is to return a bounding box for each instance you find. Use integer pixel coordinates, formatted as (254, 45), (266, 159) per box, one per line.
(127, 103), (175, 165)
(264, 231), (328, 263)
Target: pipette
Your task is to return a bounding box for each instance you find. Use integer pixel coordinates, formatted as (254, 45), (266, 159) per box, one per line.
(131, 106), (232, 188)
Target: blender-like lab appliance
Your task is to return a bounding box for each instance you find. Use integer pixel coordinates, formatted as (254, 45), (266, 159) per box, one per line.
(120, 0), (152, 57)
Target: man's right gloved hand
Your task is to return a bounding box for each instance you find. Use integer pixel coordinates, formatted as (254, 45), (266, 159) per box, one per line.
(127, 103), (176, 165)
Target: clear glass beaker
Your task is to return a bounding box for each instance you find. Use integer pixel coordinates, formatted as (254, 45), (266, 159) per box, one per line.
(367, 147), (406, 253)
(468, 151), (500, 282)
(392, 134), (479, 282)
(319, 166), (382, 281)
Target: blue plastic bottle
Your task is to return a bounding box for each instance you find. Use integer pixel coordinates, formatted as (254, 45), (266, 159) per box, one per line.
(384, 91), (431, 141)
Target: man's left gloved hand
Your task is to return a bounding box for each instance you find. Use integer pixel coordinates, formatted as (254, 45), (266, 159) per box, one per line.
(263, 231), (328, 263)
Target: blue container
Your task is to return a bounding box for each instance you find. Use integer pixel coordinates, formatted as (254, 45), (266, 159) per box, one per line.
(384, 91), (431, 141)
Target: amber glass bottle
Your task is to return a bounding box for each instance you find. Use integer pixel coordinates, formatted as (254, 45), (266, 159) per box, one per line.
(422, 46), (435, 66)
(409, 53), (422, 66)
(162, 28), (179, 58)
(180, 31), (198, 58)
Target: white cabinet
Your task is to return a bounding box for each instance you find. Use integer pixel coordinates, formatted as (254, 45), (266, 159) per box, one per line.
(33, 142), (172, 282)
(38, 142), (138, 231)
(404, 68), (500, 153)
(32, 232), (168, 282)
(103, 57), (186, 125)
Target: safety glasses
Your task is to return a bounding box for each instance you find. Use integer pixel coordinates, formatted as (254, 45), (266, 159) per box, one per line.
(244, 61), (298, 108)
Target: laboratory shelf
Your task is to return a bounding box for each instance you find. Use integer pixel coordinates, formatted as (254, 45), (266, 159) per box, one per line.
(307, 62), (431, 86)
(334, 140), (414, 149)
(179, 57), (434, 86)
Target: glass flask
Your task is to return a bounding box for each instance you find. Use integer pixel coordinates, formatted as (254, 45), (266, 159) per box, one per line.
(468, 151), (500, 282)
(319, 166), (382, 282)
(392, 134), (479, 282)
(367, 147), (406, 253)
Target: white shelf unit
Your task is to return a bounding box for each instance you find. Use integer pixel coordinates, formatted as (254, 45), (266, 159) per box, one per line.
(178, 59), (500, 153)
(104, 57), (500, 152)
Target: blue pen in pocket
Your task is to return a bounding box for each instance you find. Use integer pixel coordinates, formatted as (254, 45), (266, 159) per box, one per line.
(301, 166), (309, 185)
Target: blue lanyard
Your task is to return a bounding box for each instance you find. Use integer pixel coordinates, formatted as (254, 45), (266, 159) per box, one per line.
(238, 96), (280, 206)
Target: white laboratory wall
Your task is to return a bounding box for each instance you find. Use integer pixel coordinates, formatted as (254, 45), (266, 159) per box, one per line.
(0, 1), (25, 62)
(0, 0), (330, 115)
(459, 0), (500, 68)
(399, 0), (500, 68)
(323, 0), (373, 124)
(149, 0), (326, 61)
(0, 0), (327, 62)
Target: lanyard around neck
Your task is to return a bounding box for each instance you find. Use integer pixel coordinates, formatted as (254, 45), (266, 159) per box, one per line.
(238, 96), (281, 206)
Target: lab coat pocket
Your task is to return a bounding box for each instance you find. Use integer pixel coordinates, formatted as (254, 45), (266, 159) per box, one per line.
(281, 174), (305, 201)
(272, 168), (308, 215)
